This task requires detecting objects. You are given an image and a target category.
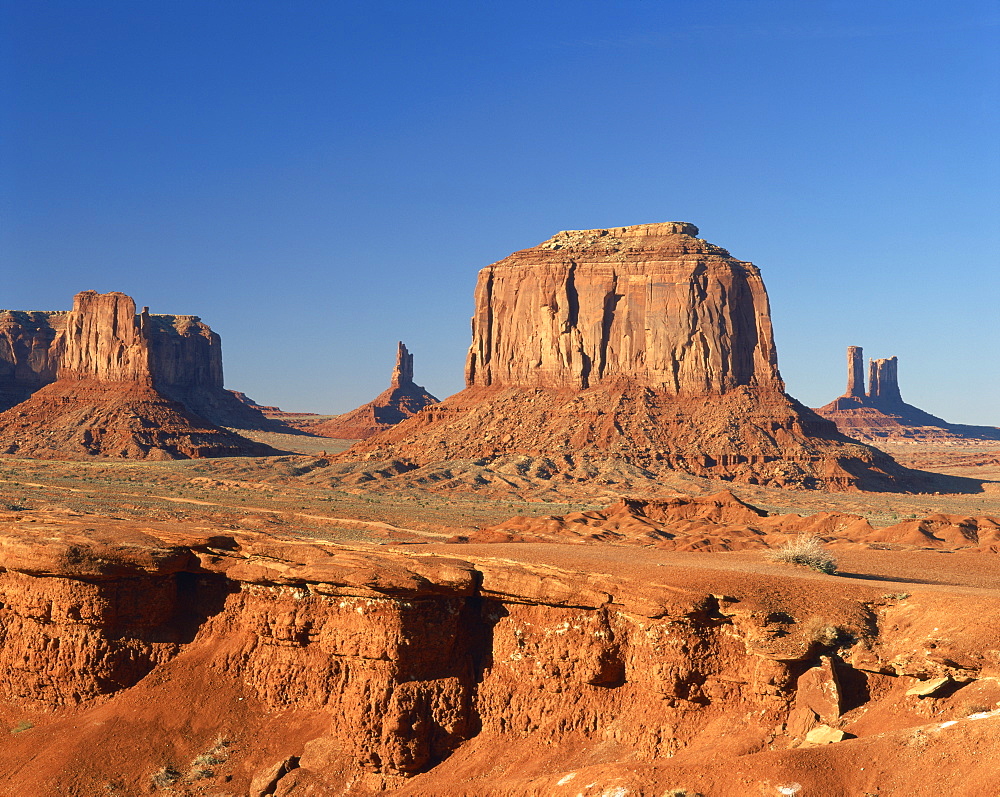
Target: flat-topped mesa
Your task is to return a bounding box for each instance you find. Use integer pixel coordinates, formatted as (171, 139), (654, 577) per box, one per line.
(346, 224), (919, 491)
(0, 290), (279, 458)
(465, 221), (781, 394)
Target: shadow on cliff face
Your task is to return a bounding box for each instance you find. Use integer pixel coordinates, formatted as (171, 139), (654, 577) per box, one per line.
(167, 571), (238, 644)
(66, 571), (238, 699)
(835, 454), (988, 495)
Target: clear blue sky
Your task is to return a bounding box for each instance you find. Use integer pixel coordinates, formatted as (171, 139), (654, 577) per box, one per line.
(3, 1), (998, 423)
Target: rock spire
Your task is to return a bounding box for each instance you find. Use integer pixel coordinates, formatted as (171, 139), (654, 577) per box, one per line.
(868, 356), (902, 405)
(845, 346), (866, 398)
(308, 341), (439, 440)
(815, 346), (1000, 443)
(391, 341), (414, 389)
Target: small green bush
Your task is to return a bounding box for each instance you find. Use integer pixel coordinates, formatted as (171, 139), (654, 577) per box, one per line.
(767, 535), (837, 574)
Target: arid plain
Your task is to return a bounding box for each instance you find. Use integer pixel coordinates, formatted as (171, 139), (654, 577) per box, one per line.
(2, 223), (999, 796)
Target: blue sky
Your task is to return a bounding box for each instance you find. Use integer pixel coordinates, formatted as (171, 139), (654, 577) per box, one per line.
(3, 1), (998, 423)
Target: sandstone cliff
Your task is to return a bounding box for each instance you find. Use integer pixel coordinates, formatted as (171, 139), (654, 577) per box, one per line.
(465, 222), (780, 393)
(0, 310), (65, 411)
(0, 291), (277, 459)
(310, 342), (439, 439)
(816, 346), (1000, 443)
(346, 223), (916, 491)
(1, 506), (999, 795)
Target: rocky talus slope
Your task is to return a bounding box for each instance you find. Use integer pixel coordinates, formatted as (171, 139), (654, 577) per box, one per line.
(345, 223), (918, 491)
(0, 504), (998, 795)
(0, 291), (276, 459)
(309, 342), (439, 439)
(816, 346), (1000, 443)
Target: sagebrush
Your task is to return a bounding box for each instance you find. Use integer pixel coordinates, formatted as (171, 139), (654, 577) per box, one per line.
(767, 535), (837, 574)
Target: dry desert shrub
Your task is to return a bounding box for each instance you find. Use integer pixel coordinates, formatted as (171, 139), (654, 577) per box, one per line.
(151, 763), (181, 789)
(767, 535), (838, 574)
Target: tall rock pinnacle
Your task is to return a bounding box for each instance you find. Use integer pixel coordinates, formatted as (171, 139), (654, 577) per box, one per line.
(868, 356), (902, 406)
(846, 346), (866, 398)
(310, 342), (439, 440)
(391, 341), (414, 389)
(815, 347), (1000, 443)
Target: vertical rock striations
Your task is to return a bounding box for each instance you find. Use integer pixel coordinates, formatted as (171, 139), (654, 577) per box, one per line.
(309, 342), (439, 440)
(465, 222), (780, 394)
(346, 223), (914, 491)
(0, 291), (278, 459)
(867, 356), (902, 406)
(56, 291), (151, 382)
(0, 310), (65, 411)
(846, 346), (866, 398)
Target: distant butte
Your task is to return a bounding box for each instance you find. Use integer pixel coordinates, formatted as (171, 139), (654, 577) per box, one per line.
(815, 346), (1000, 443)
(0, 291), (278, 459)
(308, 342), (439, 439)
(343, 222), (918, 491)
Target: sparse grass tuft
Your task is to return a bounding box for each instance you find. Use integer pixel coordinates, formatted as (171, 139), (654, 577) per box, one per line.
(188, 736), (233, 781)
(151, 763), (181, 789)
(767, 535), (838, 574)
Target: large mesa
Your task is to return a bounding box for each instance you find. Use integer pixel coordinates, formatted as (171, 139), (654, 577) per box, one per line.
(344, 222), (916, 491)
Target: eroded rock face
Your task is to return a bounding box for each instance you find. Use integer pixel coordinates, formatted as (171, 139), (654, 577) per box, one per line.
(0, 291), (277, 458)
(346, 224), (916, 491)
(0, 310), (65, 411)
(56, 291), (151, 382)
(310, 342), (439, 440)
(466, 222), (780, 393)
(1, 512), (1000, 794)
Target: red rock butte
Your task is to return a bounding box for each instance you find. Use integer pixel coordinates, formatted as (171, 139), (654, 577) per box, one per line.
(345, 222), (918, 491)
(0, 290), (278, 459)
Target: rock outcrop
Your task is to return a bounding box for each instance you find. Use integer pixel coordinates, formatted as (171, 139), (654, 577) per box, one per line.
(474, 491), (1000, 552)
(309, 342), (439, 439)
(0, 310), (65, 411)
(0, 291), (277, 459)
(465, 222), (780, 393)
(1, 507), (1000, 794)
(345, 223), (916, 491)
(816, 346), (1000, 443)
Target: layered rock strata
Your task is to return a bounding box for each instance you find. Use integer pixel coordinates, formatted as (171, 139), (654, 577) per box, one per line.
(0, 310), (65, 411)
(1, 509), (999, 794)
(310, 342), (439, 439)
(816, 346), (1000, 443)
(0, 291), (276, 459)
(346, 223), (915, 491)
